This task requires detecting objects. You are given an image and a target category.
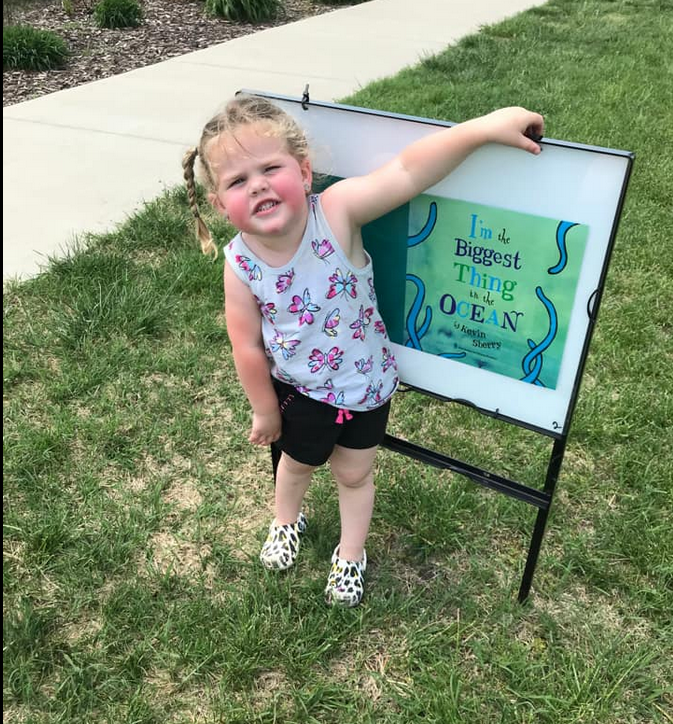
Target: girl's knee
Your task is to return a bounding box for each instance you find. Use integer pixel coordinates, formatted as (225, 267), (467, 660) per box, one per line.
(280, 453), (316, 477)
(330, 460), (373, 489)
(330, 446), (377, 488)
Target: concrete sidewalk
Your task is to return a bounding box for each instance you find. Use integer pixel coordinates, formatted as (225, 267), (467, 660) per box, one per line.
(3, 0), (543, 281)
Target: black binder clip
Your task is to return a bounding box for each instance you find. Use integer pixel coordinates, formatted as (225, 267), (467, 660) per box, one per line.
(301, 84), (310, 110)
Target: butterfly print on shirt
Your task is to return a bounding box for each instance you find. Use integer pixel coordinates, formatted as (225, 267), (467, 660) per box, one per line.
(358, 379), (384, 406)
(308, 346), (344, 374)
(275, 269), (295, 294)
(235, 254), (262, 281)
(367, 278), (378, 303)
(311, 238), (335, 262)
(288, 288), (321, 326)
(326, 268), (357, 300)
(270, 331), (301, 360)
(322, 390), (346, 406)
(381, 347), (396, 372)
(355, 356), (374, 375)
(349, 305), (374, 341)
(322, 308), (341, 338)
(254, 295), (277, 323)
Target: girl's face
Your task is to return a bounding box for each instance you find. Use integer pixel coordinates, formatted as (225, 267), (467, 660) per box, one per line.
(207, 125), (311, 243)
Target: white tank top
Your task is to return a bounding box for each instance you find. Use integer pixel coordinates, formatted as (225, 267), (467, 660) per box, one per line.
(223, 194), (399, 411)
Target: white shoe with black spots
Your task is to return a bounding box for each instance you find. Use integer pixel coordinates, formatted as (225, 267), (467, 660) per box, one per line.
(324, 545), (367, 607)
(259, 512), (308, 570)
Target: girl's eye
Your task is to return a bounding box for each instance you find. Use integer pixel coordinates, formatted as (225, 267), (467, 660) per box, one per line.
(265, 165), (280, 173)
(228, 178), (244, 188)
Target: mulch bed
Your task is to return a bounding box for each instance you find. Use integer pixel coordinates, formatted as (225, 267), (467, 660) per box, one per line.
(3, 0), (341, 106)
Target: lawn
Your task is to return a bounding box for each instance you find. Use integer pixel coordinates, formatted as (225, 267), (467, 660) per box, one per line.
(3, 0), (672, 722)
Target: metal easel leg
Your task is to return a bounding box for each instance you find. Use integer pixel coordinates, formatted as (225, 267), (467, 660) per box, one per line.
(518, 436), (568, 602)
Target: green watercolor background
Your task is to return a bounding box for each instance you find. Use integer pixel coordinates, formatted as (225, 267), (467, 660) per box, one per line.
(402, 195), (589, 388)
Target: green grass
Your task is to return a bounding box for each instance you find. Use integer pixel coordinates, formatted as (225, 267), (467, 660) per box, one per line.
(4, 0), (673, 721)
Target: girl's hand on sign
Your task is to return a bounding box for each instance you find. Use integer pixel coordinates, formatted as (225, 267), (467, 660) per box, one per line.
(476, 107), (545, 155)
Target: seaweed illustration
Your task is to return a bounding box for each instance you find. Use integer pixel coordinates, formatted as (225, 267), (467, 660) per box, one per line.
(520, 220), (578, 385)
(405, 202), (465, 359)
(520, 286), (558, 386)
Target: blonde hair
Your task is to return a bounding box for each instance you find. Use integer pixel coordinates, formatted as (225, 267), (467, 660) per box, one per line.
(181, 95), (310, 258)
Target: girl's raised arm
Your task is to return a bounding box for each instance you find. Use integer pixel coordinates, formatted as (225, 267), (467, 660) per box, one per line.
(323, 107), (544, 230)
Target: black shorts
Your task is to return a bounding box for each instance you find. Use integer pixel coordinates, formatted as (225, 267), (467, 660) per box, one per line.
(271, 378), (391, 467)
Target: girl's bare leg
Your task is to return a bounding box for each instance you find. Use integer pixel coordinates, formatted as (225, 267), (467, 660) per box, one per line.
(329, 445), (378, 561)
(274, 452), (316, 524)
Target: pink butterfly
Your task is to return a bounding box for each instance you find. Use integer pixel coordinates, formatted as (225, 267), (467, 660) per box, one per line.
(326, 268), (357, 300)
(349, 305), (374, 341)
(312, 238), (335, 262)
(381, 347), (396, 372)
(322, 390), (346, 406)
(254, 295), (277, 323)
(374, 320), (387, 337)
(275, 269), (295, 294)
(355, 356), (374, 375)
(322, 308), (341, 338)
(288, 288), (320, 326)
(358, 379), (384, 406)
(235, 254), (262, 281)
(367, 278), (377, 303)
(308, 346), (343, 374)
(270, 331), (301, 360)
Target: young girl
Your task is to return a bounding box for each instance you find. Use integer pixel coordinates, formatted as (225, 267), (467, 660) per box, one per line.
(182, 95), (543, 607)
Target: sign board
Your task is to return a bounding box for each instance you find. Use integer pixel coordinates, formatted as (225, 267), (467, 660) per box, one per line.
(245, 91), (633, 437)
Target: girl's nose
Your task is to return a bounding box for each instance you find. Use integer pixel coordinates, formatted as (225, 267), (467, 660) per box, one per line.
(249, 175), (268, 194)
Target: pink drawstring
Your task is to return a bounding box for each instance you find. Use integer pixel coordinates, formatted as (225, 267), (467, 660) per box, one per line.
(335, 408), (354, 424)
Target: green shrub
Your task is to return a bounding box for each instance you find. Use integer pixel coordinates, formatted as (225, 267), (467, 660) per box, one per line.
(205, 0), (281, 23)
(3, 25), (69, 71)
(93, 0), (143, 29)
